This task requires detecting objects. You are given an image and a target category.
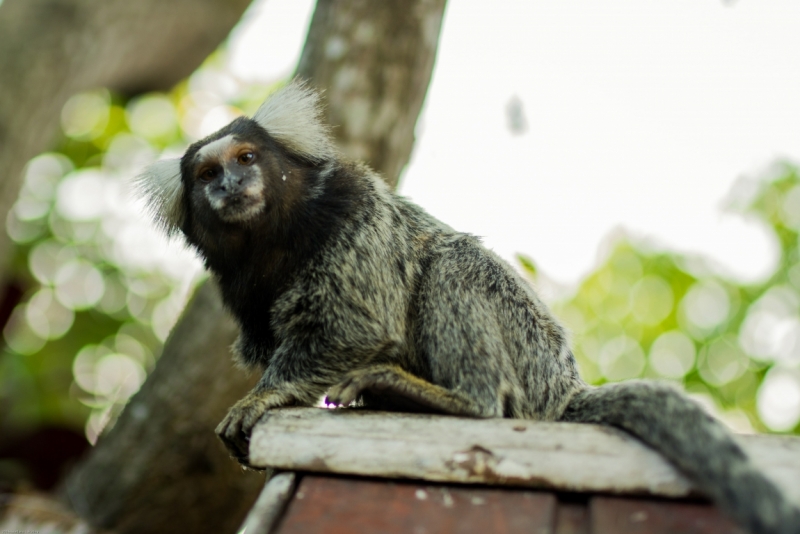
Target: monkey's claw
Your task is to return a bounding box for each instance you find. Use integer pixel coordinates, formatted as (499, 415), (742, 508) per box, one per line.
(325, 380), (360, 407)
(326, 367), (395, 407)
(216, 390), (290, 465)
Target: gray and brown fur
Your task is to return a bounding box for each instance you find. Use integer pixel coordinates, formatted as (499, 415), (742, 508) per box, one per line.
(136, 80), (800, 534)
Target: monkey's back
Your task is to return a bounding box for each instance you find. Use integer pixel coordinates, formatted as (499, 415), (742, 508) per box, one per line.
(276, 166), (586, 421)
(402, 201), (586, 420)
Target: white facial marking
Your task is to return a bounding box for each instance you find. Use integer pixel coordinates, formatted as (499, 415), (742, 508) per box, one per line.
(282, 174), (287, 181)
(205, 188), (225, 210)
(244, 167), (265, 196)
(196, 134), (236, 163)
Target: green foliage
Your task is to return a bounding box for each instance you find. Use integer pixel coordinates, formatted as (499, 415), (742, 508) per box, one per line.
(0, 87), (179, 440)
(544, 163), (800, 434)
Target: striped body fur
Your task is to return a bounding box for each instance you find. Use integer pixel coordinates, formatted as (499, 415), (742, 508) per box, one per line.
(137, 81), (800, 534)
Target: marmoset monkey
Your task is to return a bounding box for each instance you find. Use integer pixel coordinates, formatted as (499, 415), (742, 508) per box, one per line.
(137, 80), (800, 534)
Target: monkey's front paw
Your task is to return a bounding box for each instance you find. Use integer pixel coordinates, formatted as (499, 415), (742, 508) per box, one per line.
(215, 390), (290, 465)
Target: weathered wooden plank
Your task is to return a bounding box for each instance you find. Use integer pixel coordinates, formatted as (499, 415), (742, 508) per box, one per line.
(276, 475), (557, 534)
(555, 502), (590, 534)
(248, 408), (800, 503)
(590, 496), (742, 534)
(237, 472), (297, 534)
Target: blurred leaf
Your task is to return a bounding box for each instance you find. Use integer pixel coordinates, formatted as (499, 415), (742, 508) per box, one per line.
(517, 254), (537, 278)
(544, 162), (800, 435)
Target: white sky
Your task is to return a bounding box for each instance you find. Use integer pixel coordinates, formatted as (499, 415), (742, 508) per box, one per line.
(227, 0), (800, 286)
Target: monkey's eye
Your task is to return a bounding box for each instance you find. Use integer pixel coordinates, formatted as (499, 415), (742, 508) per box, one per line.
(237, 152), (255, 165)
(198, 167), (218, 182)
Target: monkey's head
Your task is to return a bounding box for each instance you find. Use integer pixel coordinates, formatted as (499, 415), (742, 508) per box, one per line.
(134, 80), (337, 249)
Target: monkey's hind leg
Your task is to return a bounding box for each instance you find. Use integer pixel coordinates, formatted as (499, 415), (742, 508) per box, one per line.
(561, 381), (800, 534)
(325, 364), (489, 417)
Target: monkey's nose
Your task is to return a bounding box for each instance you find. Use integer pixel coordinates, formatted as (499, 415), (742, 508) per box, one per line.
(221, 174), (245, 193)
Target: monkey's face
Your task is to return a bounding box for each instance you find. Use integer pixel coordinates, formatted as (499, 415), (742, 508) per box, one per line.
(187, 133), (267, 224)
(137, 82), (333, 240)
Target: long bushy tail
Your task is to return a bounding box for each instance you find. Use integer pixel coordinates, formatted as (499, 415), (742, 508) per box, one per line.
(560, 381), (800, 534)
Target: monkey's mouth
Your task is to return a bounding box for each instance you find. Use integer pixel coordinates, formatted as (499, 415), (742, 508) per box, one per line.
(218, 193), (264, 223)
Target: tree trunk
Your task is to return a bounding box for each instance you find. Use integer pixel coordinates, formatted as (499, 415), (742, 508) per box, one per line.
(297, 0), (447, 189)
(63, 1), (447, 533)
(0, 0), (253, 276)
(63, 282), (262, 534)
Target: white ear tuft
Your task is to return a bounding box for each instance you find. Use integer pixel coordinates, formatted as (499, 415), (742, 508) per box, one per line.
(252, 79), (337, 163)
(133, 158), (184, 235)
